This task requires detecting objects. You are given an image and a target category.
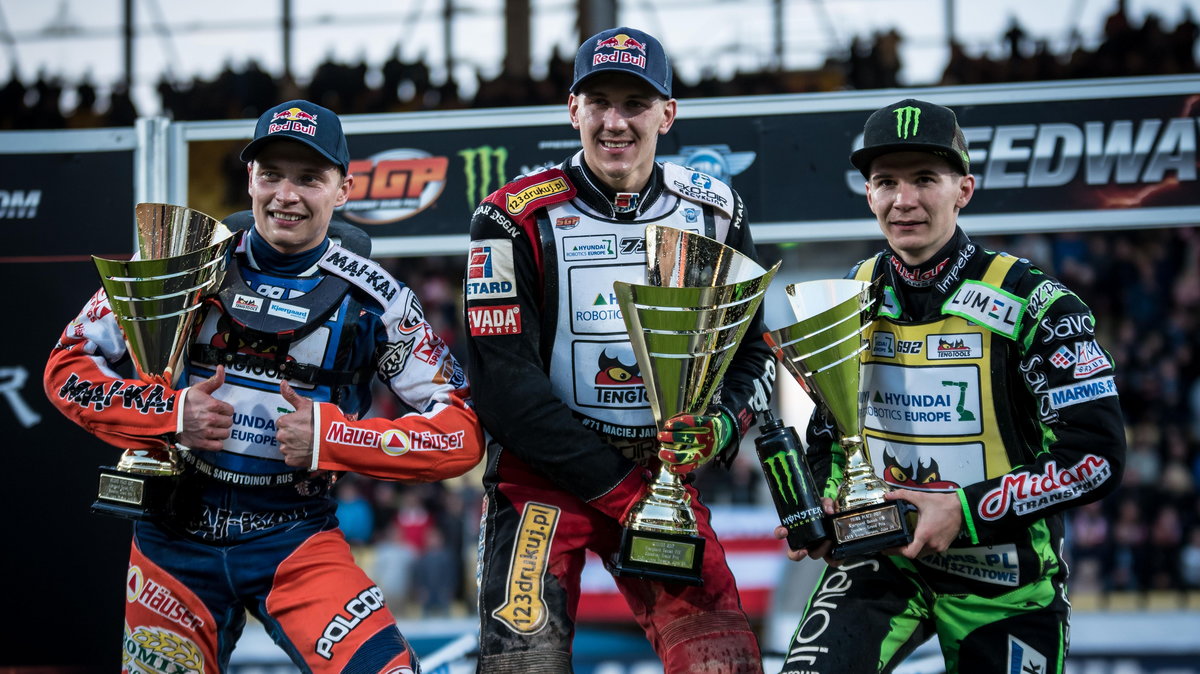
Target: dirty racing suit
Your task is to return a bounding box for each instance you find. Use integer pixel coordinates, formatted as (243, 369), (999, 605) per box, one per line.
(465, 152), (774, 672)
(783, 228), (1126, 674)
(45, 228), (483, 673)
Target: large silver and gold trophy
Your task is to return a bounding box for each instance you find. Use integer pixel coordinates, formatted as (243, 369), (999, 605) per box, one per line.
(764, 280), (913, 559)
(612, 224), (778, 584)
(91, 203), (233, 520)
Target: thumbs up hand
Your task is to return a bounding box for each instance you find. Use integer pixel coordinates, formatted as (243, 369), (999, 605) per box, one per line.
(277, 380), (315, 468)
(178, 366), (234, 451)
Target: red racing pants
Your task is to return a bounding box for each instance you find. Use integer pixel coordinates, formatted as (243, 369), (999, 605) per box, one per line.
(476, 474), (763, 673)
(124, 518), (416, 673)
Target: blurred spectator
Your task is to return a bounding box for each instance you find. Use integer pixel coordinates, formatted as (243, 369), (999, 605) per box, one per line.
(373, 518), (417, 611)
(334, 475), (376, 547)
(395, 488), (433, 554)
(1148, 504), (1184, 590)
(1182, 526), (1200, 589)
(1068, 501), (1110, 594)
(1110, 496), (1149, 591)
(412, 527), (456, 616)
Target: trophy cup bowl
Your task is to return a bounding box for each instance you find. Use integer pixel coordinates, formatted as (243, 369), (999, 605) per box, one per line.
(90, 203), (233, 520)
(612, 224), (778, 585)
(763, 279), (913, 560)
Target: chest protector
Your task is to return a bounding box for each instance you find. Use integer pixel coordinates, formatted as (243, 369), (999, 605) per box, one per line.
(541, 165), (731, 439)
(186, 242), (379, 478)
(855, 253), (1028, 495)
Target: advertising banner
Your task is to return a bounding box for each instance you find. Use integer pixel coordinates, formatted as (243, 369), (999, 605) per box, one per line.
(175, 75), (1199, 256)
(0, 128), (138, 668)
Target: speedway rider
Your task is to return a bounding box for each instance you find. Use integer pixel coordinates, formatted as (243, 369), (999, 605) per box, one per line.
(45, 99), (483, 671)
(464, 27), (774, 673)
(778, 99), (1127, 674)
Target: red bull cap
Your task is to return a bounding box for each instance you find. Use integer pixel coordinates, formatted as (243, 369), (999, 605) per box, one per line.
(240, 99), (350, 174)
(571, 27), (671, 98)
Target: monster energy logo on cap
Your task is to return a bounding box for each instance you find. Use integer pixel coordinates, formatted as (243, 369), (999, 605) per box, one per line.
(894, 106), (920, 139)
(850, 98), (971, 177)
(763, 449), (805, 506)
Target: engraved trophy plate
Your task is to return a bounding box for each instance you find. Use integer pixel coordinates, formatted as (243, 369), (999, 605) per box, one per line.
(764, 279), (913, 560)
(613, 224), (778, 585)
(90, 203), (233, 520)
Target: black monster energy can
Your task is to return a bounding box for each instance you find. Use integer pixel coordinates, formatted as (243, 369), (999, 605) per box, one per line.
(755, 411), (829, 552)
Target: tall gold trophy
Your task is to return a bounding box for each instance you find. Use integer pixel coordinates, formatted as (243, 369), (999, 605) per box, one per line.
(764, 279), (913, 559)
(612, 224), (778, 584)
(91, 203), (233, 520)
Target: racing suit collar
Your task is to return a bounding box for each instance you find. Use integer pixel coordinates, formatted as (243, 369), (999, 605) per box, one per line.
(567, 150), (665, 220)
(244, 226), (330, 276)
(885, 225), (971, 289)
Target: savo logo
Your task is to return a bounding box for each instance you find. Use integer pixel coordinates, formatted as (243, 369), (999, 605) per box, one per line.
(460, 145), (509, 208)
(893, 106), (921, 139)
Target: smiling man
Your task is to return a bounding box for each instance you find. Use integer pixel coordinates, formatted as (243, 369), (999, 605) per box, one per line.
(464, 27), (772, 673)
(777, 99), (1127, 674)
(45, 99), (483, 671)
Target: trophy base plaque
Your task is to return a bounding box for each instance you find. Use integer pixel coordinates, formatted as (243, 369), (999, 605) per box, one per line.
(92, 466), (177, 521)
(613, 528), (706, 586)
(829, 500), (915, 560)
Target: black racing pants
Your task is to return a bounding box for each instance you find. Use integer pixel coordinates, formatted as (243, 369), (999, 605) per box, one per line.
(781, 555), (1069, 674)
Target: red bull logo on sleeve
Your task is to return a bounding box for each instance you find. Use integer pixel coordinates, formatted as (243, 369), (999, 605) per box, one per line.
(267, 107), (319, 136)
(592, 33), (647, 69)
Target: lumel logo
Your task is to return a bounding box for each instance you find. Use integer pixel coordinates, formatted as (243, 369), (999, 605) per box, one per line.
(762, 449), (803, 505)
(893, 106), (921, 139)
(460, 145), (509, 209)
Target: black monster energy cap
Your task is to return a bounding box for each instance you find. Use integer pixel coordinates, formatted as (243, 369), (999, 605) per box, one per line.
(850, 99), (971, 178)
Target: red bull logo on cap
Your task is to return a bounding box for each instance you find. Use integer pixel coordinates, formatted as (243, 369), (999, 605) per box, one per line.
(592, 33), (647, 69)
(268, 107), (318, 137)
(272, 107), (318, 122)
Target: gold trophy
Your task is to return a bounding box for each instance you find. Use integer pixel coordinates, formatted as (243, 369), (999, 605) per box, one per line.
(612, 224), (778, 584)
(764, 279), (913, 559)
(91, 203), (233, 520)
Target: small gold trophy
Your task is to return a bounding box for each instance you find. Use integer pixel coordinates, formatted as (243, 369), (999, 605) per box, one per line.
(91, 203), (233, 520)
(764, 279), (913, 559)
(612, 224), (778, 584)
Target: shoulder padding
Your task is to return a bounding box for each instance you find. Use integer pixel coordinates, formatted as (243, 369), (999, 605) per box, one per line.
(485, 168), (576, 220)
(318, 243), (402, 309)
(662, 162), (735, 218)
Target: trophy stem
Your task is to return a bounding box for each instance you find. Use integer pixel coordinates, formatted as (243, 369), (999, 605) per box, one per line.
(624, 464), (699, 536)
(835, 436), (892, 511)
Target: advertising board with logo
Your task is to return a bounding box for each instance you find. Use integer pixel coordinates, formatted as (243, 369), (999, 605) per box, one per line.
(0, 129), (139, 666)
(171, 76), (1199, 255)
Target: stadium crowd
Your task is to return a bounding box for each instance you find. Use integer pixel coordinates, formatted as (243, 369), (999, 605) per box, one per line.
(5, 2), (1199, 614)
